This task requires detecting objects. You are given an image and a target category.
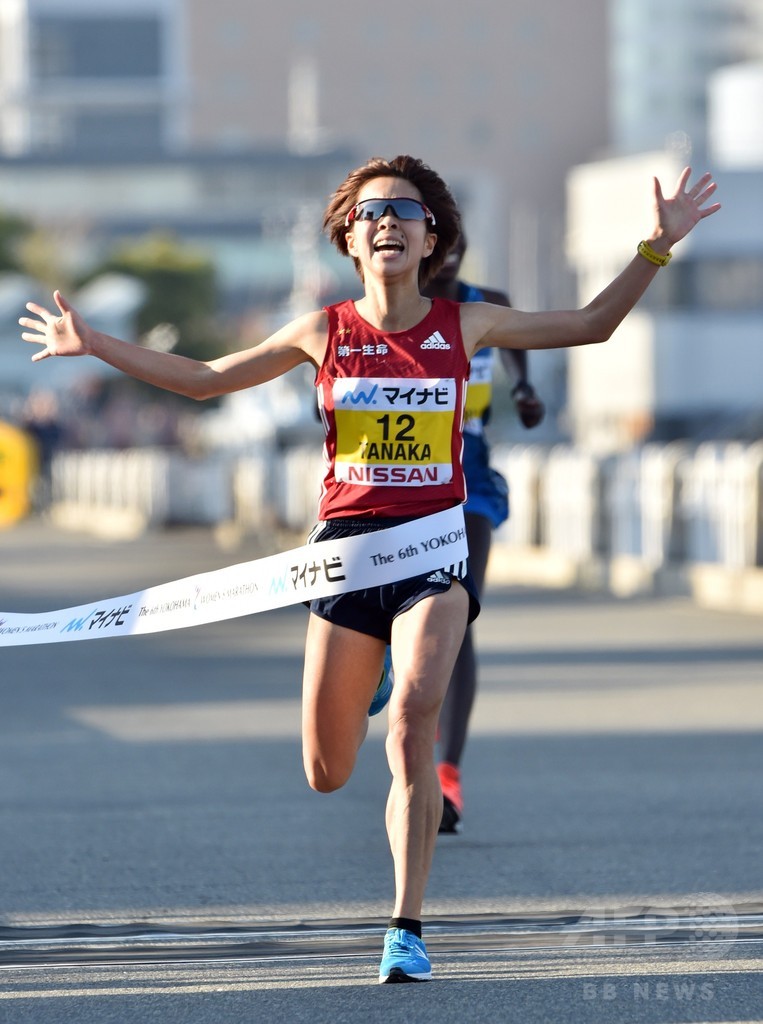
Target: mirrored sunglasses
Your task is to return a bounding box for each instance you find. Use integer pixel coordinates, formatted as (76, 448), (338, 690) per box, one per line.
(345, 197), (436, 227)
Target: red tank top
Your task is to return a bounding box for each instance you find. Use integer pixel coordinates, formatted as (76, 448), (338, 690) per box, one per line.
(315, 298), (469, 519)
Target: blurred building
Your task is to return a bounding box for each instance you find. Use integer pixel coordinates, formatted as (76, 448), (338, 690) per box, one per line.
(566, 60), (763, 453)
(610, 0), (763, 159)
(0, 0), (615, 422)
(564, 0), (763, 451)
(0, 147), (360, 309)
(180, 0), (611, 309)
(708, 60), (763, 169)
(1, 0), (612, 308)
(0, 0), (186, 156)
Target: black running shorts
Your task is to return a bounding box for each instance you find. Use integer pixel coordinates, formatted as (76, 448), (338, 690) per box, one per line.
(305, 515), (480, 642)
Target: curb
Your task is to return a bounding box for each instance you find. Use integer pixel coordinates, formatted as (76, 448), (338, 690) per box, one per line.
(487, 543), (763, 616)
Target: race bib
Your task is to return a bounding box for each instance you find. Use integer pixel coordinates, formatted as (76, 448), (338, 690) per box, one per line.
(333, 377), (456, 487)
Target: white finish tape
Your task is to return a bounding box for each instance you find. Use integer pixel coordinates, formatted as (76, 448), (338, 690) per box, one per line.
(0, 507), (467, 647)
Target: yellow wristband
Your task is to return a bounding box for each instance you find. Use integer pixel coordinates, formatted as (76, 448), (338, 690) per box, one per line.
(638, 239), (672, 267)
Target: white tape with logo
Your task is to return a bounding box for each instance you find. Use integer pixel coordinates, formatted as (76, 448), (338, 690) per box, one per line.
(0, 507), (467, 647)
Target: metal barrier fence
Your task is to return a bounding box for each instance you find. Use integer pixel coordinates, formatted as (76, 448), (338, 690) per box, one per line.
(45, 441), (763, 571)
(51, 449), (235, 527)
(677, 442), (763, 569)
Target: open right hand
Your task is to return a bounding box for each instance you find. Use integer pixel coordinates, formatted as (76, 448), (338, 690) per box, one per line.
(19, 290), (92, 361)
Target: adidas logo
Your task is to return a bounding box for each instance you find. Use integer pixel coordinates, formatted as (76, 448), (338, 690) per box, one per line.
(420, 331), (450, 350)
(426, 571), (449, 584)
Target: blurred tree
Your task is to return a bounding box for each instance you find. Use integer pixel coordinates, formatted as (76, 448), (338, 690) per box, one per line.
(85, 233), (224, 361)
(17, 226), (72, 291)
(0, 210), (30, 273)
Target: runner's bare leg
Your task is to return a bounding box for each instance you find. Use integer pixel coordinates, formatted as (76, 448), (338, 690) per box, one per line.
(302, 614), (386, 792)
(386, 584), (469, 918)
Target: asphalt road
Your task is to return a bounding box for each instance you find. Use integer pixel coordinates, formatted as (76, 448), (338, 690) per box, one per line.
(1, 520), (762, 1023)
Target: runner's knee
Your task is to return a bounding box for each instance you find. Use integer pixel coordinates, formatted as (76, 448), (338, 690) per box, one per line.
(303, 749), (356, 793)
(385, 709), (437, 778)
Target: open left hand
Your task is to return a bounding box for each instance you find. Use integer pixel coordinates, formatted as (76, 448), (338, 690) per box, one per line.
(654, 167), (721, 247)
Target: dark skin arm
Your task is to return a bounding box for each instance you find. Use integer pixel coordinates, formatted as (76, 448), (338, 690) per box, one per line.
(477, 285), (545, 430)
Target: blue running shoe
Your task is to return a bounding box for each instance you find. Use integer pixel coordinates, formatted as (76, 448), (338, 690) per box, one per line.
(368, 647), (393, 717)
(379, 928), (432, 983)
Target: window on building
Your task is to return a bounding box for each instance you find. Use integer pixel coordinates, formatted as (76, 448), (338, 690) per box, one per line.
(71, 110), (164, 153)
(692, 257), (763, 311)
(642, 256), (763, 312)
(33, 16), (163, 79)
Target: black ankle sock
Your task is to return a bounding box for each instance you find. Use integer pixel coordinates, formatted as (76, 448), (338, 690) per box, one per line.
(389, 917), (422, 938)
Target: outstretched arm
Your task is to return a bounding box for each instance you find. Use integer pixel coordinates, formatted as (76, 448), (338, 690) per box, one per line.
(20, 290), (325, 399)
(463, 167), (721, 356)
(480, 286), (546, 429)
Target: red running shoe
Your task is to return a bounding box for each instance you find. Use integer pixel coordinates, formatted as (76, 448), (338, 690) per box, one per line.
(437, 761), (462, 834)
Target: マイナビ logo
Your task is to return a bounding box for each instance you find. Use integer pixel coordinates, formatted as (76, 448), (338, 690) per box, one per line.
(420, 331), (450, 350)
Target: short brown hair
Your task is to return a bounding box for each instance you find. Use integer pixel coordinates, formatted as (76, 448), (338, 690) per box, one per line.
(323, 155), (461, 287)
